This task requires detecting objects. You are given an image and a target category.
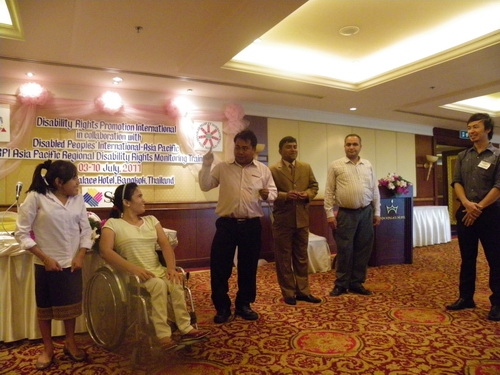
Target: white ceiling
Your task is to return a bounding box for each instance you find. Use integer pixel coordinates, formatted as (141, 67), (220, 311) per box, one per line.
(1, 0), (500, 136)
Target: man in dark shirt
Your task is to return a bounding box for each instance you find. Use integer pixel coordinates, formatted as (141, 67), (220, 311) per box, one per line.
(446, 113), (500, 321)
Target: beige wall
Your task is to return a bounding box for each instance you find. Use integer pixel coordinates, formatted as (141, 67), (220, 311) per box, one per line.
(268, 118), (416, 199)
(0, 114), (416, 205)
(0, 77), (418, 205)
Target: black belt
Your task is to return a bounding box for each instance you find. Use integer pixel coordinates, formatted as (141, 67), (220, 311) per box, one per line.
(339, 205), (370, 211)
(222, 217), (260, 223)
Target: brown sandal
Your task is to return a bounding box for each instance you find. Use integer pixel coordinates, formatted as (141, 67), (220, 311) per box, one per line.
(180, 329), (210, 343)
(158, 337), (178, 352)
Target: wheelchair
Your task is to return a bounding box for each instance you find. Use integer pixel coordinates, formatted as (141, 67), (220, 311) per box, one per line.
(83, 229), (198, 364)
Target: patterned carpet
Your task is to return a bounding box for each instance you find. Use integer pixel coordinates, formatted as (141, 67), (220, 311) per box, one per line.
(1, 239), (499, 374)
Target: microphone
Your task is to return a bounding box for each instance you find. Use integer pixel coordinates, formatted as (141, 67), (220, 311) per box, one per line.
(15, 181), (23, 200)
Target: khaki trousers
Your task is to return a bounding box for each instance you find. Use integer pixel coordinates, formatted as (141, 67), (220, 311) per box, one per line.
(143, 276), (193, 339)
(273, 224), (310, 298)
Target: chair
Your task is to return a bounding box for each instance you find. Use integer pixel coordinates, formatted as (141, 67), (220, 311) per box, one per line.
(83, 228), (198, 365)
(307, 232), (332, 273)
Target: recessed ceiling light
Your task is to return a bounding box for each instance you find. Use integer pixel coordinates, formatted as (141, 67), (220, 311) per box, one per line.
(187, 88), (193, 93)
(112, 76), (123, 85)
(0, 0), (23, 40)
(350, 107), (357, 111)
(441, 92), (500, 116)
(228, 1), (500, 89)
(26, 72), (35, 77)
(339, 26), (359, 37)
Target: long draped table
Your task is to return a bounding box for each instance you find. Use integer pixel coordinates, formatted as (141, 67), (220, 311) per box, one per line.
(0, 233), (103, 343)
(412, 206), (451, 247)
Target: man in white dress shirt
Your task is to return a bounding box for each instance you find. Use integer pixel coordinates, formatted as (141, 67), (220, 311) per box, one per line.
(324, 134), (381, 297)
(199, 129), (277, 323)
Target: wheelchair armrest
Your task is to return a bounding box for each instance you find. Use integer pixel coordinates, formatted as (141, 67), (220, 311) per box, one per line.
(176, 266), (190, 281)
(129, 274), (141, 284)
(128, 274), (150, 296)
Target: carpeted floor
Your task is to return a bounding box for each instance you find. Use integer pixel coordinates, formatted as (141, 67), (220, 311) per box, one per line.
(1, 239), (499, 374)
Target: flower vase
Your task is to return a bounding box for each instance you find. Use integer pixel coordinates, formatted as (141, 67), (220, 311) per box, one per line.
(378, 185), (412, 198)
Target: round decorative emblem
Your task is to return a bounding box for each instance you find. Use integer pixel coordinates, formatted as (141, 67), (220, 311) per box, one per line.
(196, 121), (222, 149)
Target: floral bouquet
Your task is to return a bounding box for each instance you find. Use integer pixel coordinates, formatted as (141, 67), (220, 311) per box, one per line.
(87, 212), (106, 253)
(378, 173), (412, 195)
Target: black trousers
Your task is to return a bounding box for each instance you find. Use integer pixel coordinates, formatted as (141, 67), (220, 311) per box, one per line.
(210, 217), (262, 312)
(456, 204), (500, 306)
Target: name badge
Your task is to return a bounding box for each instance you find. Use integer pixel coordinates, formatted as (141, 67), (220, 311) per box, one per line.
(478, 160), (491, 169)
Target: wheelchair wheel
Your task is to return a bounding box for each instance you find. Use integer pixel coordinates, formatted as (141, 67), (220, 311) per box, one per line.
(84, 266), (127, 350)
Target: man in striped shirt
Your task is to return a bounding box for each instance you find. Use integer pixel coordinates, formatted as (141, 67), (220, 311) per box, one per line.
(324, 134), (381, 297)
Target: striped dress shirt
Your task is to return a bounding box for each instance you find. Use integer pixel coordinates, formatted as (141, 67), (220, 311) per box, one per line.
(324, 156), (381, 218)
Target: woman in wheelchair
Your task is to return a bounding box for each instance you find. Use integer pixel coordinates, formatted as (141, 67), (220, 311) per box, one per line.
(99, 183), (209, 352)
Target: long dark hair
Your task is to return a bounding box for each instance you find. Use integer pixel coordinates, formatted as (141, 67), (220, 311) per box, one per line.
(27, 160), (77, 195)
(108, 183), (138, 218)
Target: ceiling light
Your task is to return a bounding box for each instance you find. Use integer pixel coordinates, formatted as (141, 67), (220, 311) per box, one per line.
(171, 97), (194, 117)
(350, 107), (357, 111)
(0, 0), (23, 40)
(441, 92), (500, 116)
(26, 72), (34, 77)
(18, 82), (44, 98)
(0, 0), (12, 24)
(17, 82), (49, 105)
(339, 26), (359, 37)
(227, 2), (500, 90)
(95, 91), (123, 114)
(112, 76), (123, 85)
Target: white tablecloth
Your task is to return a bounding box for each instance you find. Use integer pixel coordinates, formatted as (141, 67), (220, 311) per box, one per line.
(307, 233), (332, 273)
(0, 233), (102, 343)
(412, 206), (451, 247)
(1, 226), (179, 343)
(234, 232), (332, 273)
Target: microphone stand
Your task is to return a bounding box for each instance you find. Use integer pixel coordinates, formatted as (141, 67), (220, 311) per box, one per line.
(1, 201), (17, 236)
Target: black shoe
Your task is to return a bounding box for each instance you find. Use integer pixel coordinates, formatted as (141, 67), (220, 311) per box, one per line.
(235, 305), (259, 321)
(296, 294), (321, 303)
(284, 297), (296, 305)
(213, 309), (231, 324)
(446, 298), (476, 311)
(487, 305), (500, 321)
(329, 286), (347, 297)
(349, 285), (373, 296)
